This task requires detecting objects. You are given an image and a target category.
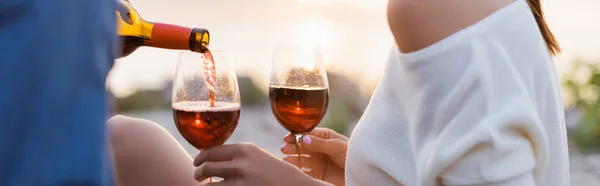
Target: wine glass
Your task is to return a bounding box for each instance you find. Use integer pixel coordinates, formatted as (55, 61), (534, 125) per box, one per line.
(172, 50), (240, 183)
(269, 46), (329, 172)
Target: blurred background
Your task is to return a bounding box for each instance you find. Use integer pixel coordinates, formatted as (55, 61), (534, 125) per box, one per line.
(108, 0), (600, 185)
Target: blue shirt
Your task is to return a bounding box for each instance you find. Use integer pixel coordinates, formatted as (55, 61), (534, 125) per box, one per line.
(0, 0), (115, 185)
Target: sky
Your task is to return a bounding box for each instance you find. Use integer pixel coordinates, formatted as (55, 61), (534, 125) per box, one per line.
(108, 0), (600, 98)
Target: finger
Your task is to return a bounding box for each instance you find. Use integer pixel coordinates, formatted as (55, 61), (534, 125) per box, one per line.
(282, 135), (347, 155)
(301, 135), (347, 168)
(280, 143), (301, 154)
(194, 144), (240, 166)
(284, 128), (348, 146)
(307, 128), (348, 141)
(300, 135), (347, 157)
(283, 155), (300, 166)
(283, 133), (296, 143)
(280, 143), (299, 154)
(194, 162), (239, 181)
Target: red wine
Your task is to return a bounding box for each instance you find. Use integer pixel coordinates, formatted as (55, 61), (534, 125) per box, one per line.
(201, 50), (216, 107)
(269, 87), (329, 134)
(172, 101), (240, 149)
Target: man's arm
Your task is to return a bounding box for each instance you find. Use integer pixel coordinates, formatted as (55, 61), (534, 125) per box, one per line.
(0, 0), (116, 185)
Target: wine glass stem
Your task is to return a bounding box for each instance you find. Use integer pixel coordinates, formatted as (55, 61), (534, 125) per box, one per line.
(295, 134), (303, 169)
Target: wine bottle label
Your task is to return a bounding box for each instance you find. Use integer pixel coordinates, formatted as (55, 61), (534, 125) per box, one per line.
(151, 23), (192, 50)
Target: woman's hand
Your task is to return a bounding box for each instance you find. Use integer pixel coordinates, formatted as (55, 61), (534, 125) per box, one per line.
(193, 143), (331, 186)
(281, 128), (348, 186)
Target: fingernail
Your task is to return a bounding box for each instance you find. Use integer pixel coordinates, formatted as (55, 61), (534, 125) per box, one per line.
(302, 135), (312, 144)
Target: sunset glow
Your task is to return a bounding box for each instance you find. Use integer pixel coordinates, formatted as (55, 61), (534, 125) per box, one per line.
(109, 0), (600, 98)
(294, 17), (333, 50)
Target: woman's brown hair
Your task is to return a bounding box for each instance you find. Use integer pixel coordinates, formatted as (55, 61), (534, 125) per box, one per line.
(527, 0), (561, 56)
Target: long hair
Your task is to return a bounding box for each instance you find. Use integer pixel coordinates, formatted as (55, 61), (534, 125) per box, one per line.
(527, 0), (561, 56)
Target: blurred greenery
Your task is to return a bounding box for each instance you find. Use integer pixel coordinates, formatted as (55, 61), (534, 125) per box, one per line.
(111, 89), (169, 112)
(562, 58), (600, 153)
(319, 73), (366, 135)
(237, 77), (267, 105)
(111, 76), (266, 113)
(320, 97), (352, 135)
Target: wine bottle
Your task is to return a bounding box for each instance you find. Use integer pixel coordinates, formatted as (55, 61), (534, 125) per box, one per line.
(116, 0), (210, 58)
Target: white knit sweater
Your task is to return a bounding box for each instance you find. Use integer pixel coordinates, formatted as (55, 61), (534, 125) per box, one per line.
(345, 0), (569, 185)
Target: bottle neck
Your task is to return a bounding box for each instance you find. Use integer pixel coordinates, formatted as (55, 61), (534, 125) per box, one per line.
(149, 23), (210, 52)
(189, 28), (210, 53)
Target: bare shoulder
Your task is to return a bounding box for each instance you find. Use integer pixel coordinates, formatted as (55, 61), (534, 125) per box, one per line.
(387, 0), (514, 53)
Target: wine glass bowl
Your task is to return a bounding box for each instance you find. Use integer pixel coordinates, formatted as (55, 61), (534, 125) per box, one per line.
(269, 86), (328, 134)
(269, 46), (329, 171)
(172, 101), (240, 149)
(172, 50), (240, 183)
